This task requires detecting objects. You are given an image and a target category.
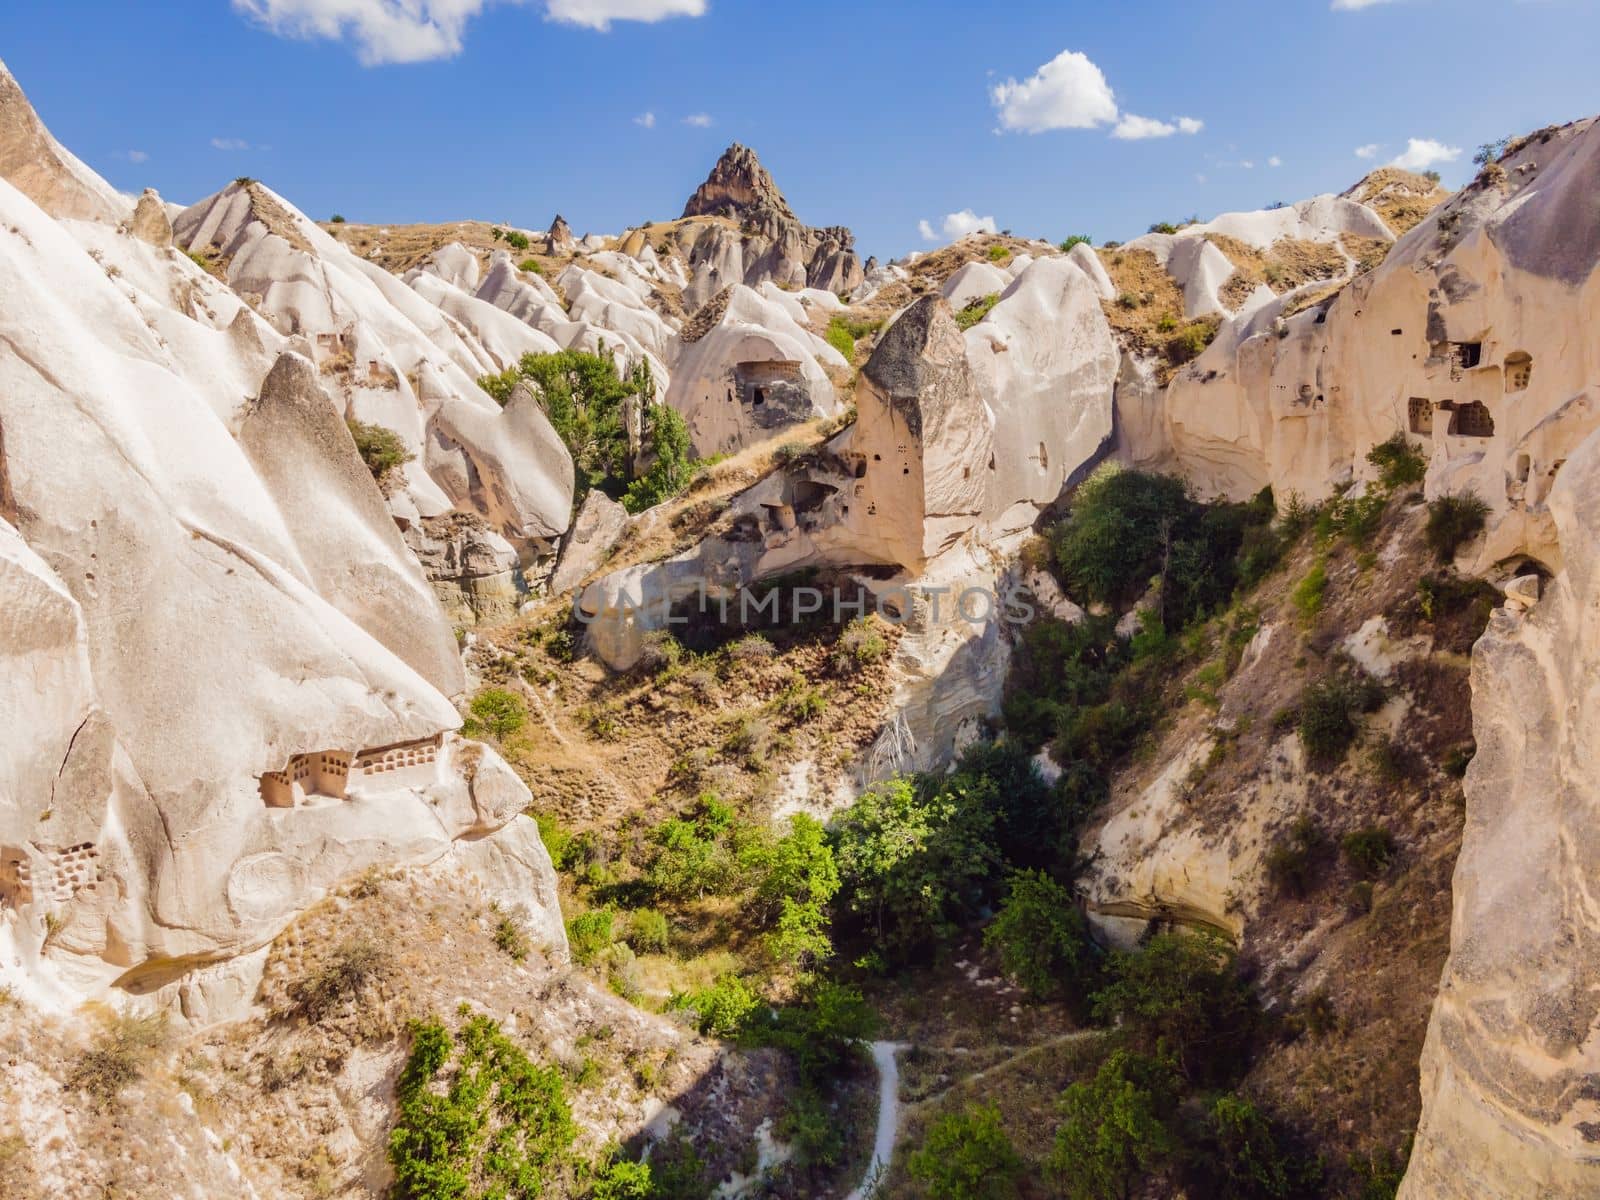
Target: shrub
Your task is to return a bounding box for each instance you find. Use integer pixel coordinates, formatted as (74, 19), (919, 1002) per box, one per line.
(388, 1015), (574, 1200)
(590, 1156), (653, 1199)
(466, 687), (527, 740)
(908, 1104), (1024, 1200)
(831, 616), (888, 673)
(1165, 320), (1219, 366)
(778, 1087), (848, 1170)
(504, 229), (531, 251)
(954, 293), (1001, 330)
(1296, 671), (1383, 769)
(824, 316), (857, 360)
(330, 213), (346, 223)
(984, 869), (1097, 1003)
(670, 974), (760, 1037)
(68, 1011), (169, 1104)
(1149, 221), (1181, 235)
(1264, 815), (1325, 898)
(518, 258), (543, 274)
(292, 937), (391, 1021)
(494, 915), (530, 962)
(1051, 465), (1192, 609)
(1366, 433), (1426, 490)
(1091, 931), (1256, 1085)
(1349, 1140), (1411, 1200)
(1291, 559), (1328, 623)
(1050, 1051), (1176, 1200)
(346, 418), (412, 482)
(728, 633), (775, 662)
(987, 243), (1011, 262)
(1443, 742), (1475, 778)
(754, 814), (840, 966)
(1060, 235), (1093, 251)
(1117, 291), (1140, 310)
(619, 908), (668, 955)
(622, 402), (696, 513)
(566, 909), (615, 966)
(634, 630), (683, 673)
(752, 978), (876, 1083)
(1342, 826), (1397, 878)
(1182, 1093), (1320, 1200)
(1425, 491), (1490, 563)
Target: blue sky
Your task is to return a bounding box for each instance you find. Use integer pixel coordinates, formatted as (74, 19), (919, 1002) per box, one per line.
(7, 0), (1598, 260)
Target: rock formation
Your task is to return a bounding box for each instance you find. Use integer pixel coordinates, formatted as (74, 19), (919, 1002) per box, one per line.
(672, 143), (865, 308)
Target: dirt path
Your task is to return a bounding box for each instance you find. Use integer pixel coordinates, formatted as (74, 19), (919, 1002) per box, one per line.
(845, 1041), (907, 1199)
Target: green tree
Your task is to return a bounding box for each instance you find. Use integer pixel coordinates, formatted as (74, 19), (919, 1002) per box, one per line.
(1181, 1093), (1316, 1200)
(1091, 931), (1256, 1086)
(984, 869), (1097, 1003)
(1050, 1051), (1176, 1200)
(830, 777), (998, 962)
(749, 814), (840, 967)
(907, 1104), (1024, 1200)
(467, 688), (527, 740)
(346, 418), (412, 483)
(622, 400), (693, 514)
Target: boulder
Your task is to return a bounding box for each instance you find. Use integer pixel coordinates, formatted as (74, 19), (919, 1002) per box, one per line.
(127, 188), (173, 247)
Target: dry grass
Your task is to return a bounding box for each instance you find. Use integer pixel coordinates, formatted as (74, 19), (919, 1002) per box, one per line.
(1097, 247), (1187, 348)
(1208, 234), (1348, 310)
(1342, 233), (1393, 275)
(1344, 167), (1453, 236)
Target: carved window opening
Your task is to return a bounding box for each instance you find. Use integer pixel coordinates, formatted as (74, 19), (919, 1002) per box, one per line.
(1505, 351), (1533, 393)
(1448, 401), (1495, 438)
(1408, 397), (1433, 435)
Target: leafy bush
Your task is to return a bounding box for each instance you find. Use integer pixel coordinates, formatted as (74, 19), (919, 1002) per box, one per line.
(753, 813), (839, 966)
(751, 978), (876, 1083)
(590, 1156), (653, 1199)
(566, 909), (615, 966)
(1091, 931), (1257, 1085)
(1181, 1093), (1320, 1200)
(623, 908), (670, 955)
(1296, 670), (1383, 769)
(728, 633), (775, 662)
(68, 1011), (169, 1104)
(1149, 221), (1181, 235)
(908, 1104), (1024, 1200)
(346, 418), (413, 482)
(1342, 826), (1397, 878)
(954, 293), (1001, 330)
(824, 316), (857, 360)
(330, 213), (346, 223)
(517, 258), (543, 274)
(830, 776), (998, 963)
(987, 244), (1011, 262)
(466, 688), (527, 740)
(984, 869), (1098, 1003)
(831, 616), (888, 673)
(1165, 319), (1219, 367)
(504, 229), (531, 251)
(622, 403), (695, 513)
(1050, 1051), (1176, 1200)
(1366, 433), (1426, 490)
(670, 974), (760, 1037)
(388, 1015), (574, 1200)
(1060, 235), (1093, 251)
(1291, 559), (1328, 623)
(1425, 491), (1489, 563)
(1264, 815), (1326, 898)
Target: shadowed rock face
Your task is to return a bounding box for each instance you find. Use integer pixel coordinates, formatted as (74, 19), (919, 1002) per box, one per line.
(0, 58), (124, 223)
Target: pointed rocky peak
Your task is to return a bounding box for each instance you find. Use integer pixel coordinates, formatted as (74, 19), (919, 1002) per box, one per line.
(548, 213), (574, 248)
(681, 143), (795, 222)
(0, 57), (124, 223)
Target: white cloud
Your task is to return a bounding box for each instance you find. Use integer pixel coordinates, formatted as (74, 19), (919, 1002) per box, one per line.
(116, 149), (149, 163)
(921, 209), (998, 242)
(682, 112), (713, 128)
(1355, 143), (1381, 159)
(1331, 0), (1401, 9)
(233, 0), (705, 65)
(1391, 137), (1462, 171)
(1240, 160), (1256, 169)
(544, 0), (705, 30)
(633, 111), (656, 128)
(990, 49), (1119, 134)
(211, 137), (251, 150)
(1112, 113), (1205, 141)
(1195, 173), (1208, 185)
(1268, 155), (1283, 167)
(1112, 114), (1176, 140)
